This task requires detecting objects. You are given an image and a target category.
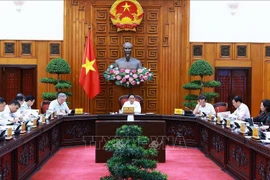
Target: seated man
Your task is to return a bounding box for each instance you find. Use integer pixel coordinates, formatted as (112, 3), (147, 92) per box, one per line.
(20, 95), (35, 113)
(19, 95), (37, 120)
(0, 97), (6, 112)
(231, 96), (250, 120)
(0, 100), (21, 125)
(15, 93), (25, 103)
(121, 94), (141, 114)
(48, 93), (70, 115)
(193, 95), (216, 116)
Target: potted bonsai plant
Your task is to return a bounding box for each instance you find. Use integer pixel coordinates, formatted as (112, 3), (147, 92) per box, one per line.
(182, 59), (221, 109)
(39, 58), (72, 112)
(101, 125), (167, 180)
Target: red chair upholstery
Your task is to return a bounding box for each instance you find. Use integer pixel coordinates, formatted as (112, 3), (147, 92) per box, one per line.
(41, 100), (51, 114)
(119, 95), (143, 109)
(213, 102), (228, 114)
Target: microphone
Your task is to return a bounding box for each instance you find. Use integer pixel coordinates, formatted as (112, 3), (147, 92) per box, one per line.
(0, 130), (6, 137)
(15, 125), (21, 131)
(14, 124), (21, 135)
(234, 122), (240, 129)
(25, 121), (30, 126)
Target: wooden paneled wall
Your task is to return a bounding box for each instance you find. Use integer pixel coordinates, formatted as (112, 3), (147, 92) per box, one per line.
(1, 0), (268, 116)
(0, 40), (63, 109)
(64, 0), (189, 114)
(190, 42), (270, 116)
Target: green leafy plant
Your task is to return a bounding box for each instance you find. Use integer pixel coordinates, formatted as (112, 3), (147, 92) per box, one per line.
(101, 125), (167, 180)
(182, 59), (221, 109)
(40, 58), (72, 101)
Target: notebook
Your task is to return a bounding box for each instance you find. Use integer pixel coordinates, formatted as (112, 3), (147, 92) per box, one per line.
(217, 111), (231, 119)
(122, 107), (134, 114)
(24, 109), (39, 117)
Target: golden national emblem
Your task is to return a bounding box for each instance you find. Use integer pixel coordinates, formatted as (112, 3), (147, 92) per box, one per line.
(110, 0), (144, 32)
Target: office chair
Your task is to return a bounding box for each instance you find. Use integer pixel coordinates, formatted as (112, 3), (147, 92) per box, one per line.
(41, 101), (51, 114)
(213, 102), (228, 114)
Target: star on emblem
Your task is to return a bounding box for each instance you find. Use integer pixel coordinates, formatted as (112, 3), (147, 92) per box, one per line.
(122, 2), (131, 12)
(82, 58), (96, 74)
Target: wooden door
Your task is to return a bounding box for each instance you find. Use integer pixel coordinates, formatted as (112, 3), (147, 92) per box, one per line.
(0, 66), (37, 108)
(215, 69), (251, 112)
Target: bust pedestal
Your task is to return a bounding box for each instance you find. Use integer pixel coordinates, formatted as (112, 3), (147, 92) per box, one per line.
(113, 84), (142, 112)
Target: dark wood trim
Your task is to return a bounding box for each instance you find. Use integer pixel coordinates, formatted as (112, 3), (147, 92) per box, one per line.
(0, 114), (269, 179)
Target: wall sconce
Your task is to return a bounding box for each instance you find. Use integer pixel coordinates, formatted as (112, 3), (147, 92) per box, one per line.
(13, 0), (25, 12)
(227, 0), (239, 15)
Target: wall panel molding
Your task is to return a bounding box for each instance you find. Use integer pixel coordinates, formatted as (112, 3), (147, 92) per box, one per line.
(191, 42), (268, 116)
(2, 1), (267, 117)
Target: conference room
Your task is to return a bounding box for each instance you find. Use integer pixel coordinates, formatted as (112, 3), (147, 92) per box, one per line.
(0, 0), (270, 179)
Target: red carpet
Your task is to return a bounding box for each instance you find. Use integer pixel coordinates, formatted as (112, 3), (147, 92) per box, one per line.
(30, 146), (233, 180)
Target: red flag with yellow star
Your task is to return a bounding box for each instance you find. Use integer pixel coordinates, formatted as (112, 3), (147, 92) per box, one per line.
(79, 31), (100, 99)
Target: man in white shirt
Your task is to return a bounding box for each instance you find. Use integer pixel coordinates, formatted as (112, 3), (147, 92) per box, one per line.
(13, 94), (25, 118)
(193, 95), (216, 116)
(48, 93), (70, 115)
(231, 96), (250, 120)
(0, 100), (21, 125)
(0, 97), (7, 125)
(121, 94), (141, 113)
(20, 95), (35, 113)
(0, 97), (6, 112)
(15, 93), (25, 106)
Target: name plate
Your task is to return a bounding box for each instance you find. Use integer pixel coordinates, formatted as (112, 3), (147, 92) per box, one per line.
(240, 123), (246, 133)
(208, 114), (213, 121)
(5, 127), (13, 140)
(217, 116), (221, 124)
(252, 127), (259, 139)
(226, 119), (231, 128)
(127, 115), (134, 121)
(174, 108), (183, 115)
(75, 108), (83, 114)
(21, 123), (26, 133)
(41, 115), (46, 123)
(33, 119), (37, 127)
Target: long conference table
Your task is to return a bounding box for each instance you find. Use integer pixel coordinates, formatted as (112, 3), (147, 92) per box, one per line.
(0, 114), (270, 179)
